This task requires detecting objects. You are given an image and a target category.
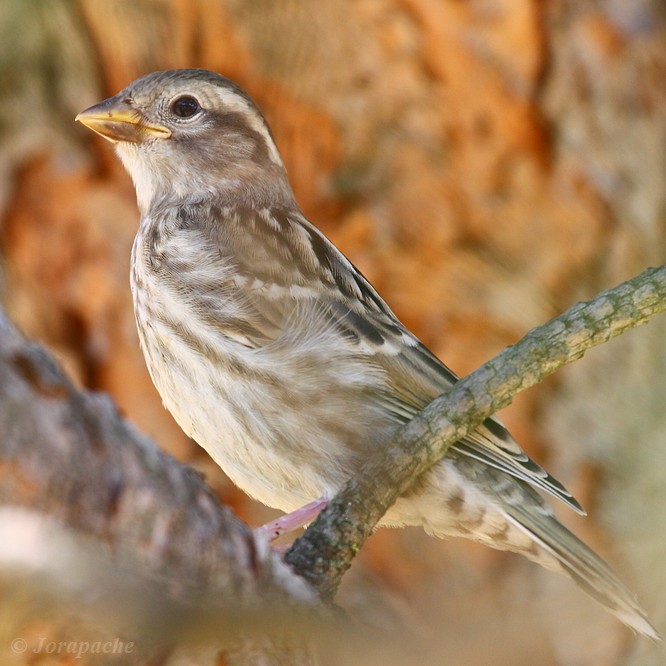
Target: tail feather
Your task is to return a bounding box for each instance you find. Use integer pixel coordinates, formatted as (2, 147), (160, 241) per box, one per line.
(503, 501), (660, 640)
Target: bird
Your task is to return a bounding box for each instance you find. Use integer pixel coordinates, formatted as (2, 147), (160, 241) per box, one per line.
(76, 68), (658, 639)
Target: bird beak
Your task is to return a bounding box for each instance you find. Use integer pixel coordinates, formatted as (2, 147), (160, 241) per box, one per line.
(75, 96), (171, 144)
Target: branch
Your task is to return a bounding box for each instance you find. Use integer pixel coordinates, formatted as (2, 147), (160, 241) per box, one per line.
(285, 265), (666, 599)
(1, 263), (663, 657)
(0, 308), (319, 664)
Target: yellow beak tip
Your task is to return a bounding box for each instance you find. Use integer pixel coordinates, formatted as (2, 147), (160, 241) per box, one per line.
(75, 105), (171, 143)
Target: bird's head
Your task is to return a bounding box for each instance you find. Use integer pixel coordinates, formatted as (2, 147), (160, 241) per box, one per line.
(76, 69), (294, 214)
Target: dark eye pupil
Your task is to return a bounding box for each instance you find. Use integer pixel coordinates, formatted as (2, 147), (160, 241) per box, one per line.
(171, 96), (200, 118)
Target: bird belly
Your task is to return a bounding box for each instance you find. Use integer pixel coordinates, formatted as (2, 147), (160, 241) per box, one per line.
(131, 274), (398, 511)
(137, 324), (336, 509)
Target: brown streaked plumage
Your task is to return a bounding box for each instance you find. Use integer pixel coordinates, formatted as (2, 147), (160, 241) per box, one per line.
(76, 69), (658, 639)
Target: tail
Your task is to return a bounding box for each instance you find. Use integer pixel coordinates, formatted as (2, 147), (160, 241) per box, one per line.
(503, 500), (660, 640)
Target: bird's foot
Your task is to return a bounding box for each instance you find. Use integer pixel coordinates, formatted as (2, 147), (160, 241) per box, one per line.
(256, 497), (329, 543)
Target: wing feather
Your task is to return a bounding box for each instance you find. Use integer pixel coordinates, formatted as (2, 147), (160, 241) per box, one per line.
(174, 203), (584, 514)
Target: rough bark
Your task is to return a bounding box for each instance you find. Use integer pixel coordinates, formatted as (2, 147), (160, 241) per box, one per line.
(286, 265), (666, 597)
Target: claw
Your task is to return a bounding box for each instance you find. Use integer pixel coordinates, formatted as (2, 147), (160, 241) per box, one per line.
(255, 497), (329, 542)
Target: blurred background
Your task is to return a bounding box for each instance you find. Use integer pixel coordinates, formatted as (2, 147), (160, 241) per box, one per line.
(1, 1), (665, 664)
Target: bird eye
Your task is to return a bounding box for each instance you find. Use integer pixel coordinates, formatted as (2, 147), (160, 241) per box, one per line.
(170, 95), (201, 118)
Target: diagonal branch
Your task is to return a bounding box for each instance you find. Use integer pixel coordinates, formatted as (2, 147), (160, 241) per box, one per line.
(285, 264), (666, 599)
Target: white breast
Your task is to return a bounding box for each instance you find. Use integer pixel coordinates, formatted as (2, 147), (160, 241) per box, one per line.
(129, 218), (392, 511)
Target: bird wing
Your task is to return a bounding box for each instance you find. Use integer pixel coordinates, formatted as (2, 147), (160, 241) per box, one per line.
(177, 203), (584, 514)
(321, 297), (585, 516)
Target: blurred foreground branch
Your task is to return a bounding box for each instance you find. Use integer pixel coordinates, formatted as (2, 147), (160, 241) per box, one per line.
(0, 309), (318, 665)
